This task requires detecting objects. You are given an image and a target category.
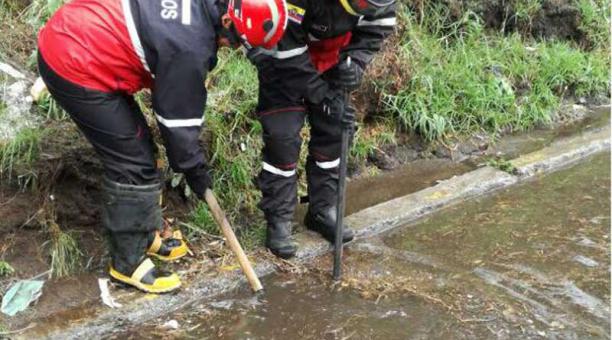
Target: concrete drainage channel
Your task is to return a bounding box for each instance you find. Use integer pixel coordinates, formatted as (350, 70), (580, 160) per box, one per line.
(38, 114), (610, 339)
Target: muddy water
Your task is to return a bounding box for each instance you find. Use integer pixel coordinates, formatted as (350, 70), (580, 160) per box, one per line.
(122, 152), (610, 339)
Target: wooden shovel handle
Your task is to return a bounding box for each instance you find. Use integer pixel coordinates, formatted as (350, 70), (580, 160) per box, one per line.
(204, 189), (263, 292)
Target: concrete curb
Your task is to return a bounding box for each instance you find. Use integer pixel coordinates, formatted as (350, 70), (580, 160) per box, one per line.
(512, 126), (610, 177)
(42, 121), (610, 340)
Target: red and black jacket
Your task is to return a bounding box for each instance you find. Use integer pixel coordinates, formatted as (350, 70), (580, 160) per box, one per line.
(38, 0), (220, 180)
(248, 0), (396, 108)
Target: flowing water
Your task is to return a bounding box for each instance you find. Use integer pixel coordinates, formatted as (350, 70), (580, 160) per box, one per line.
(111, 153), (612, 339)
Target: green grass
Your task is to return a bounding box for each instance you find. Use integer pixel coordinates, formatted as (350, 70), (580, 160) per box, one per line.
(46, 223), (82, 277)
(36, 94), (68, 120)
(0, 99), (6, 120)
(375, 3), (610, 141)
(0, 260), (15, 277)
(179, 50), (268, 246)
(576, 0), (611, 49)
(0, 127), (43, 187)
(486, 157), (517, 174)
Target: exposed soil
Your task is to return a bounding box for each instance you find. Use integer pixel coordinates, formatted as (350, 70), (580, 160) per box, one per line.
(416, 0), (599, 47)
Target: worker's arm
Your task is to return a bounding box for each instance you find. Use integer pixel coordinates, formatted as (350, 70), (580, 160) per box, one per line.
(341, 3), (397, 68)
(152, 51), (212, 195)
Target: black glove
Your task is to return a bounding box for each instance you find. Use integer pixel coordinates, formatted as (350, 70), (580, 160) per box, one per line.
(185, 165), (213, 198)
(317, 89), (355, 129)
(329, 57), (364, 91)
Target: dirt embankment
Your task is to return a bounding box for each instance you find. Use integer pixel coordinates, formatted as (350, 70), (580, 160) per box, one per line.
(427, 0), (599, 46)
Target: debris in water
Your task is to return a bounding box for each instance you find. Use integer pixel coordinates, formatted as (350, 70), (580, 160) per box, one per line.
(1, 280), (44, 316)
(381, 310), (407, 318)
(162, 320), (180, 330)
(98, 278), (123, 309)
(210, 300), (234, 310)
(576, 236), (597, 247)
(572, 255), (599, 268)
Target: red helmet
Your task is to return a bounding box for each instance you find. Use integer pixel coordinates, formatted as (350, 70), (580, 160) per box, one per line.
(227, 0), (288, 49)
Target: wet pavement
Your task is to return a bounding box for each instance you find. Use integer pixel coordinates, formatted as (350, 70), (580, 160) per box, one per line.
(118, 152), (610, 339)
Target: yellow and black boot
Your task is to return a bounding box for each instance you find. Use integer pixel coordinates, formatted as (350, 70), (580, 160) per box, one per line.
(146, 230), (189, 262)
(102, 178), (181, 293)
(109, 257), (181, 294)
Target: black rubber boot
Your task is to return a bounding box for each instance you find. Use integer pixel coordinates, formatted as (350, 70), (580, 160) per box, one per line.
(102, 178), (181, 293)
(265, 220), (297, 259)
(304, 206), (354, 244)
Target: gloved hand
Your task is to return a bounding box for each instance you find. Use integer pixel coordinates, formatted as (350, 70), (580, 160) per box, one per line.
(328, 57), (364, 91)
(316, 89), (355, 129)
(185, 166), (213, 198)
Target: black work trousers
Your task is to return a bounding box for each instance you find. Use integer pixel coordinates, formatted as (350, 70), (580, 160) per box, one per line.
(38, 53), (160, 185)
(39, 53), (162, 273)
(255, 72), (346, 224)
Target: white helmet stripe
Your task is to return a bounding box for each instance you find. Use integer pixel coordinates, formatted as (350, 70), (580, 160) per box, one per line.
(262, 0), (278, 43)
(262, 0), (280, 43)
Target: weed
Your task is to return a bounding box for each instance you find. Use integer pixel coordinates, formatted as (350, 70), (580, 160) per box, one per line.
(189, 202), (219, 237)
(46, 223), (82, 277)
(576, 0), (611, 50)
(0, 99), (6, 119)
(186, 49), (266, 245)
(36, 94), (68, 120)
(375, 3), (610, 141)
(0, 127), (43, 185)
(351, 119), (397, 161)
(37, 200), (83, 277)
(510, 0), (543, 32)
(0, 260), (15, 277)
(486, 157), (517, 174)
(23, 0), (64, 29)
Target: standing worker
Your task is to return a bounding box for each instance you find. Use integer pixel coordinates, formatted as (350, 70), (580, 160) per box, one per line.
(37, 0), (287, 293)
(249, 0), (396, 258)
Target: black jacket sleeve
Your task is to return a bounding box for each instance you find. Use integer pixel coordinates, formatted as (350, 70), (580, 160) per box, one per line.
(152, 52), (208, 177)
(341, 3), (397, 68)
(132, 0), (219, 179)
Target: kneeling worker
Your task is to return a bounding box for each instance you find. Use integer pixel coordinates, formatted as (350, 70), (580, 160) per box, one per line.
(37, 0), (287, 293)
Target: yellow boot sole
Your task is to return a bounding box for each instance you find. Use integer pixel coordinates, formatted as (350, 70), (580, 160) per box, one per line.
(109, 259), (181, 294)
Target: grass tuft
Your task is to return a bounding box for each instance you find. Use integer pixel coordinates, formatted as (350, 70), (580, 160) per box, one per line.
(0, 127), (43, 187)
(46, 223), (82, 277)
(36, 94), (68, 120)
(486, 157), (517, 174)
(373, 3), (610, 141)
(0, 260), (15, 277)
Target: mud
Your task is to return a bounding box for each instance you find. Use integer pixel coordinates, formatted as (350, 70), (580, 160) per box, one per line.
(114, 151), (610, 339)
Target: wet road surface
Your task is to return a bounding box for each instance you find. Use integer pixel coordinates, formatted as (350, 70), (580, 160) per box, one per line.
(119, 153), (611, 339)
